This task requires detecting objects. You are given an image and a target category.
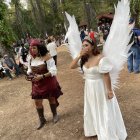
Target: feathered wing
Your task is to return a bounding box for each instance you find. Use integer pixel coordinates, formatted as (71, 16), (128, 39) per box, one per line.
(65, 12), (82, 59)
(103, 0), (134, 90)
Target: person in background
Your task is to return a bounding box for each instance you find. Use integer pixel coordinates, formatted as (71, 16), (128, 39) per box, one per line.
(19, 43), (28, 63)
(84, 28), (89, 36)
(24, 40), (29, 51)
(3, 54), (20, 77)
(13, 42), (20, 59)
(105, 23), (111, 33)
(100, 23), (105, 33)
(89, 29), (98, 43)
(80, 28), (86, 41)
(127, 18), (140, 73)
(103, 29), (109, 41)
(46, 38), (58, 66)
(18, 43), (29, 74)
(0, 60), (13, 80)
(89, 28), (95, 42)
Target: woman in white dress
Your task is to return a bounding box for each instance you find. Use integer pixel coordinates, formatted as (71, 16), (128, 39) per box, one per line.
(70, 36), (127, 140)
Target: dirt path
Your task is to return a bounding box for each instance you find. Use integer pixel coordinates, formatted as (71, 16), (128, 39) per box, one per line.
(0, 46), (140, 140)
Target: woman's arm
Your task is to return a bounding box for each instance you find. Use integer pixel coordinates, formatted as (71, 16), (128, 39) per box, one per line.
(103, 73), (114, 99)
(69, 54), (81, 69)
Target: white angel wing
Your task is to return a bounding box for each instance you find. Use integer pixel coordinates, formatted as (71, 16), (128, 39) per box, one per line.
(103, 0), (134, 90)
(65, 12), (82, 59)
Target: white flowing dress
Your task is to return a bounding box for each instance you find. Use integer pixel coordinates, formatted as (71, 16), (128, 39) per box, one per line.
(83, 57), (127, 140)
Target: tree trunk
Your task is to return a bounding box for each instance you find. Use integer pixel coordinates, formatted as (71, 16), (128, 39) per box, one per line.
(35, 0), (46, 36)
(29, 0), (40, 34)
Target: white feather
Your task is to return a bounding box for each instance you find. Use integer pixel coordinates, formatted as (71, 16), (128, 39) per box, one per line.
(103, 0), (134, 90)
(65, 12), (82, 59)
(65, 0), (133, 90)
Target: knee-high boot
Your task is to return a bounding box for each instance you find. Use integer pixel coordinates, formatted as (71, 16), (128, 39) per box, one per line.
(36, 108), (47, 130)
(50, 104), (59, 123)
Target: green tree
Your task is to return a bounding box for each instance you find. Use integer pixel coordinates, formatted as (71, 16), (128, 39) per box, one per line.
(130, 0), (140, 27)
(0, 0), (16, 57)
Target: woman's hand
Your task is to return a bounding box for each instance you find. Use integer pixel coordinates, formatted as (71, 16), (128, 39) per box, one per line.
(79, 48), (88, 57)
(32, 74), (43, 81)
(70, 47), (89, 69)
(108, 91), (114, 99)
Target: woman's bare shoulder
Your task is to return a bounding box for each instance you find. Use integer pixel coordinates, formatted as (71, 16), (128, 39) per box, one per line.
(97, 54), (104, 60)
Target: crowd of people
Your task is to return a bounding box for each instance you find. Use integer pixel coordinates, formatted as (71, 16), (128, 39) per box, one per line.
(0, 54), (20, 80)
(80, 22), (111, 46)
(0, 34), (60, 80)
(1, 18), (139, 81)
